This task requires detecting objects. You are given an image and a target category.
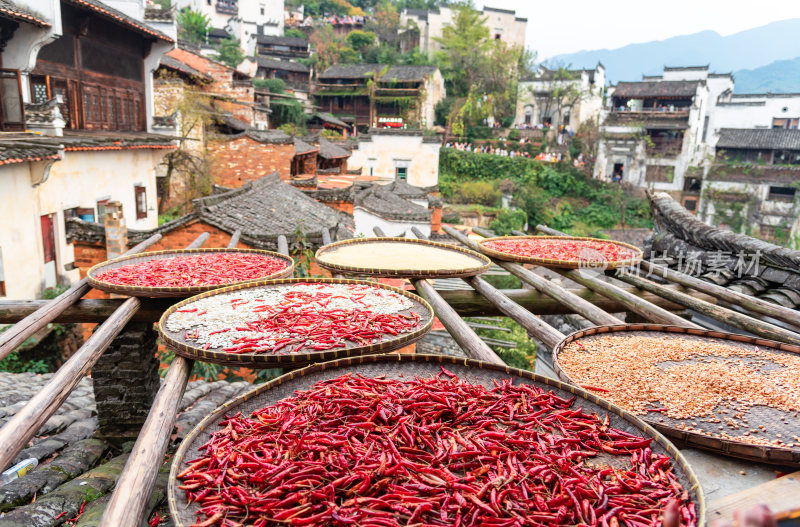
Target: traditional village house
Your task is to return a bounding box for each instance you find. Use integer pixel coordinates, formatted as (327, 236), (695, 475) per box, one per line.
(306, 112), (349, 137)
(400, 6), (526, 58)
(247, 34), (311, 100)
(315, 64), (445, 133)
(0, 0), (175, 299)
(514, 64), (605, 131)
(348, 128), (441, 186)
(171, 0), (283, 56)
(700, 128), (800, 242)
(352, 183), (440, 238)
(67, 171), (353, 285)
(206, 129), (296, 185)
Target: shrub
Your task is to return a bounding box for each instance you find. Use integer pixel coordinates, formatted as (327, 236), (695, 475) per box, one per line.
(451, 181), (501, 207)
(508, 129), (521, 141)
(253, 78), (286, 93)
(489, 209), (527, 235)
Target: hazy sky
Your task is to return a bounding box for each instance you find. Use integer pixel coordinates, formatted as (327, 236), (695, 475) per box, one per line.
(474, 0), (800, 60)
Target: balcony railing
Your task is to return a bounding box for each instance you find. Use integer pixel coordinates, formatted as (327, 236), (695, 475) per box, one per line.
(215, 1), (237, 14)
(646, 138), (683, 156)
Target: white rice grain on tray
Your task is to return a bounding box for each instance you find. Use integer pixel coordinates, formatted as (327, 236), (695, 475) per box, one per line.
(165, 283), (414, 351)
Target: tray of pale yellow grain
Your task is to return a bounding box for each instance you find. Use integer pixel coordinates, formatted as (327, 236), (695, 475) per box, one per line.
(553, 324), (800, 466)
(315, 237), (492, 278)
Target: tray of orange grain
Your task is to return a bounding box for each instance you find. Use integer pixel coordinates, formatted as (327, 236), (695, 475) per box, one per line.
(87, 248), (294, 297)
(168, 353), (705, 527)
(315, 237), (492, 278)
(554, 324), (800, 466)
(158, 278), (434, 367)
(478, 235), (643, 269)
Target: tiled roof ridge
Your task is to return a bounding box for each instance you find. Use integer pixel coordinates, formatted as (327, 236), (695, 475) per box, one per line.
(354, 184), (431, 222)
(0, 0), (50, 26)
(64, 0), (173, 42)
(648, 190), (800, 268)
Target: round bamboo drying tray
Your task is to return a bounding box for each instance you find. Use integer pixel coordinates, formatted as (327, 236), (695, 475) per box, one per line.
(315, 237), (492, 278)
(87, 248), (295, 298)
(553, 324), (800, 466)
(478, 235), (643, 269)
(159, 278), (434, 367)
(168, 353), (706, 527)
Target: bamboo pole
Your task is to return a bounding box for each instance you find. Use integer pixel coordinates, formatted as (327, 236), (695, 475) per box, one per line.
(616, 271), (800, 345)
(0, 233), (162, 361)
(228, 229), (242, 248)
(0, 297), (141, 471)
(101, 232), (290, 527)
(527, 225), (702, 328)
(441, 225), (623, 326)
(277, 234), (289, 256)
(186, 232), (210, 249)
(0, 286), (695, 323)
(321, 228), (332, 245)
(372, 226), (503, 365)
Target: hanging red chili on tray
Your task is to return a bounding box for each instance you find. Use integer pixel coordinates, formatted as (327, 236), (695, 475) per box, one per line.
(178, 371), (697, 527)
(95, 253), (288, 288)
(482, 238), (639, 264)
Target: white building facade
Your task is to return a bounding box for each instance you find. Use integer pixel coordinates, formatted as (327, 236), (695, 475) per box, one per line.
(348, 129), (441, 187)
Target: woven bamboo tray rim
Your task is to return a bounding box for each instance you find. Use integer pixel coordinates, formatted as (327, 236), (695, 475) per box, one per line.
(553, 324), (800, 466)
(158, 277), (434, 368)
(478, 235), (643, 269)
(87, 248), (295, 298)
(168, 353), (706, 527)
(315, 237), (492, 278)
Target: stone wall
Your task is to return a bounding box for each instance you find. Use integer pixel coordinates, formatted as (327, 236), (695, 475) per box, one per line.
(93, 323), (160, 443)
(208, 135), (294, 186)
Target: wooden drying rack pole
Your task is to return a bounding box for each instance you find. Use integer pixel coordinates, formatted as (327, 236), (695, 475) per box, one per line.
(371, 227), (503, 365)
(478, 226), (700, 328)
(0, 232), (209, 472)
(101, 231), (254, 527)
(0, 286), (694, 323)
(533, 225), (800, 344)
(439, 226), (622, 327)
(534, 224), (800, 331)
(0, 233), (163, 361)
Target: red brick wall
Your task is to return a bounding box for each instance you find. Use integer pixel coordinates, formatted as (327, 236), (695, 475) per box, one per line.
(208, 136), (294, 186)
(324, 201), (354, 214)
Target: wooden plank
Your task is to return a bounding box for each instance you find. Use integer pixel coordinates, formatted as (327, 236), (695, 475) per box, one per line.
(227, 229), (241, 248)
(186, 232), (210, 249)
(707, 471), (800, 524)
(441, 225), (623, 326)
(0, 232), (162, 361)
(616, 271), (800, 345)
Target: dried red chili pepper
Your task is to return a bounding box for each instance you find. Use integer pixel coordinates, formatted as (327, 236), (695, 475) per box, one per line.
(483, 238), (638, 265)
(95, 253), (288, 288)
(179, 370), (696, 526)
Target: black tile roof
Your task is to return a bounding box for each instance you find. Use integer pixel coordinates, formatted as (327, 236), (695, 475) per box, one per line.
(380, 65), (437, 82)
(0, 132), (175, 162)
(317, 137), (351, 159)
(645, 191), (800, 308)
(355, 184), (431, 222)
(64, 0), (173, 41)
(614, 80), (701, 98)
(256, 34), (308, 47)
(311, 112), (348, 128)
(0, 0), (49, 26)
(256, 57), (310, 73)
(0, 140), (61, 166)
(384, 179), (437, 198)
(318, 63), (385, 79)
(294, 138), (318, 155)
(716, 128), (800, 150)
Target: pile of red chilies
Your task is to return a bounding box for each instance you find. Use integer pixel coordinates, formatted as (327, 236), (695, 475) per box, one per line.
(179, 371), (696, 527)
(95, 253), (288, 287)
(483, 239), (637, 264)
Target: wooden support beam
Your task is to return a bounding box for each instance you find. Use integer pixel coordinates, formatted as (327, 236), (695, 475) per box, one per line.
(277, 234), (289, 256)
(0, 286), (698, 324)
(707, 471), (800, 524)
(321, 228), (332, 245)
(0, 233), (162, 361)
(441, 225), (623, 326)
(186, 232), (210, 249)
(373, 226), (503, 365)
(227, 229), (242, 248)
(101, 232), (290, 527)
(616, 271), (800, 345)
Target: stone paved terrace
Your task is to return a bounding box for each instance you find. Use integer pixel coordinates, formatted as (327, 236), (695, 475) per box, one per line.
(0, 372), (254, 527)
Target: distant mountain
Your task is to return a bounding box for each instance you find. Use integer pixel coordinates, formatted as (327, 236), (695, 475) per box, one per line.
(547, 19), (800, 84)
(733, 57), (800, 93)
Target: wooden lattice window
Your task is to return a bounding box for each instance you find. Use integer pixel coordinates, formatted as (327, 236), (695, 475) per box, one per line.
(0, 69), (25, 131)
(135, 185), (147, 220)
(30, 75), (50, 104)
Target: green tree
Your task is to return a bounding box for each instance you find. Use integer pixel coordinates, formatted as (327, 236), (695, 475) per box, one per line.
(284, 28), (307, 39)
(346, 30), (376, 51)
(177, 9), (210, 45)
(364, 1), (401, 48)
(214, 37), (245, 68)
(433, 4), (491, 97)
